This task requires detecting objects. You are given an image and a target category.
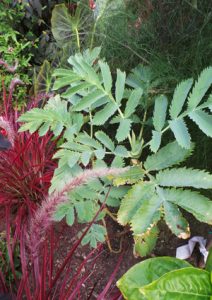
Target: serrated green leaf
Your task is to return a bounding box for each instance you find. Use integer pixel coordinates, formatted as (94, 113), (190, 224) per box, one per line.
(116, 118), (132, 142)
(157, 167), (212, 189)
(92, 102), (117, 125)
(62, 82), (91, 98)
(111, 166), (144, 186)
(114, 145), (129, 157)
(163, 188), (212, 224)
(133, 226), (159, 257)
(117, 257), (192, 300)
(149, 130), (162, 153)
(94, 148), (105, 159)
(53, 204), (69, 221)
(111, 156), (125, 168)
(170, 78), (193, 118)
(95, 131), (115, 151)
(38, 122), (50, 136)
(115, 69), (126, 103)
(169, 119), (191, 149)
(164, 202), (190, 239)
(189, 110), (212, 137)
(153, 95), (168, 131)
(76, 132), (102, 149)
(73, 89), (104, 111)
(68, 152), (81, 168)
(144, 142), (193, 171)
(81, 151), (92, 166)
(99, 60), (112, 93)
(188, 66), (212, 110)
(140, 268), (212, 299)
(124, 88), (143, 118)
(117, 182), (158, 233)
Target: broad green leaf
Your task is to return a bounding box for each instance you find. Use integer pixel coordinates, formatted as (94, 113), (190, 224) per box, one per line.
(189, 110), (212, 137)
(144, 142), (193, 171)
(73, 90), (104, 111)
(116, 118), (132, 142)
(153, 95), (168, 131)
(95, 131), (115, 151)
(92, 102), (117, 125)
(169, 119), (191, 149)
(117, 257), (192, 300)
(157, 167), (212, 189)
(115, 69), (126, 103)
(140, 268), (212, 299)
(169, 78), (193, 118)
(188, 66), (212, 110)
(99, 60), (112, 93)
(117, 182), (155, 227)
(164, 202), (190, 239)
(34, 60), (52, 95)
(163, 188), (212, 224)
(205, 248), (212, 272)
(133, 226), (159, 257)
(149, 130), (161, 153)
(124, 88), (143, 118)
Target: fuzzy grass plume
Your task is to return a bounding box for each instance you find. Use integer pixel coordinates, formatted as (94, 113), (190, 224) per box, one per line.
(28, 167), (128, 254)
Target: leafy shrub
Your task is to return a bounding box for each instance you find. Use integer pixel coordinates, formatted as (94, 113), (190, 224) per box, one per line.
(18, 48), (212, 256)
(117, 251), (212, 299)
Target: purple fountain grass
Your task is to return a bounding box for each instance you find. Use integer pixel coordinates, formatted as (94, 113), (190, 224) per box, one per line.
(0, 59), (18, 73)
(28, 167), (128, 255)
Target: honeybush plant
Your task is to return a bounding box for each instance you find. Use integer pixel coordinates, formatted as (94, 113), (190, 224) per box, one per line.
(18, 48), (212, 253)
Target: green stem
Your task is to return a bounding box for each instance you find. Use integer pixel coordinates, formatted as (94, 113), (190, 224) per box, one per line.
(89, 110), (93, 138)
(90, 21), (98, 50)
(75, 28), (81, 51)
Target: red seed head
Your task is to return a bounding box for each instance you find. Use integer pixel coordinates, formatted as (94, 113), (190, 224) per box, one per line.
(89, 0), (96, 10)
(0, 128), (7, 136)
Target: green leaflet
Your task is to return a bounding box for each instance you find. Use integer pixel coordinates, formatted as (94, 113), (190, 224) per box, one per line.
(169, 78), (193, 119)
(188, 66), (212, 110)
(115, 69), (126, 103)
(163, 188), (212, 224)
(92, 102), (117, 125)
(117, 257), (192, 300)
(62, 82), (92, 98)
(144, 142), (193, 171)
(95, 131), (115, 151)
(153, 95), (168, 132)
(81, 224), (106, 249)
(73, 89), (105, 111)
(189, 110), (212, 138)
(111, 166), (144, 186)
(99, 60), (112, 93)
(133, 226), (159, 257)
(157, 167), (212, 189)
(163, 202), (190, 239)
(169, 118), (191, 149)
(140, 268), (212, 300)
(124, 88), (143, 118)
(116, 118), (132, 142)
(117, 182), (156, 229)
(149, 130), (162, 153)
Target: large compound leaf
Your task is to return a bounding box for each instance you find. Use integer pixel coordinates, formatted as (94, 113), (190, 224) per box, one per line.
(157, 167), (212, 189)
(140, 268), (212, 300)
(117, 257), (192, 300)
(144, 142), (193, 171)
